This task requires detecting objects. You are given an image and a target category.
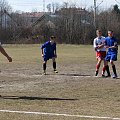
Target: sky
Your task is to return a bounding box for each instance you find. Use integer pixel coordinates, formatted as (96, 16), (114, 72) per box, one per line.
(7, 0), (120, 12)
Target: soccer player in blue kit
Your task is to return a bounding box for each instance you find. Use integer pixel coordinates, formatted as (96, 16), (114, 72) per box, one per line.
(41, 36), (58, 75)
(105, 30), (118, 78)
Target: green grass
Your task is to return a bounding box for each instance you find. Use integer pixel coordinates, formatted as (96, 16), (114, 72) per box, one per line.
(0, 44), (120, 120)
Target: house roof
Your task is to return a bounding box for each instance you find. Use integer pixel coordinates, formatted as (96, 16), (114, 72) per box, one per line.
(21, 12), (45, 18)
(31, 13), (58, 27)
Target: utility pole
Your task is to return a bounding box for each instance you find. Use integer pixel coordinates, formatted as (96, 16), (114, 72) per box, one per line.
(93, 0), (103, 29)
(0, 5), (2, 30)
(43, 0), (45, 13)
(94, 0), (97, 29)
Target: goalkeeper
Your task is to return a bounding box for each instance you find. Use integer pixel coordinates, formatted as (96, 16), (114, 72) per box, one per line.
(41, 36), (58, 75)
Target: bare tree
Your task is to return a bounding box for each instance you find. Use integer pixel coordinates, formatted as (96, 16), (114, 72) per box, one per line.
(47, 4), (51, 13)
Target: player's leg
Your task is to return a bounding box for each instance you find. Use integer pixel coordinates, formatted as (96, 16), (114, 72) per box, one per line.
(101, 62), (106, 77)
(43, 61), (47, 75)
(95, 57), (102, 76)
(101, 52), (107, 77)
(104, 61), (111, 77)
(43, 57), (47, 75)
(110, 61), (117, 78)
(52, 57), (58, 73)
(110, 54), (117, 78)
(105, 53), (111, 77)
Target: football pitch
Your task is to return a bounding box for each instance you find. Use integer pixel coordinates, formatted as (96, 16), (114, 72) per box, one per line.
(0, 44), (120, 120)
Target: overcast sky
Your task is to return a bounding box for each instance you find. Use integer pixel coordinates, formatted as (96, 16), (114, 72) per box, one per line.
(7, 0), (120, 12)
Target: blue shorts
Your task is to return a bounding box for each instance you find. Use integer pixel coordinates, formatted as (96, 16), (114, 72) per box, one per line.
(43, 54), (56, 61)
(105, 52), (117, 61)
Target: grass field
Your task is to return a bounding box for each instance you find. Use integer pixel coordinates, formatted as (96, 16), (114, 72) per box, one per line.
(0, 44), (120, 120)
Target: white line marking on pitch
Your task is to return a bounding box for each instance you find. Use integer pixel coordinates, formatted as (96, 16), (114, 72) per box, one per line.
(0, 110), (120, 120)
(0, 72), (43, 78)
(1, 72), (91, 78)
(1, 72), (120, 79)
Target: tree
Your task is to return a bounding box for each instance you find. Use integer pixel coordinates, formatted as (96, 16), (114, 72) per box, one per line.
(0, 0), (12, 42)
(47, 4), (51, 13)
(113, 4), (120, 14)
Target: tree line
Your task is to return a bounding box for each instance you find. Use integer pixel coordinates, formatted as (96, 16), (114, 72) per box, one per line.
(0, 0), (120, 44)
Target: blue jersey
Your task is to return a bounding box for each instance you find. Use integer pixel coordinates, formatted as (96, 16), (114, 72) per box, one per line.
(41, 41), (56, 61)
(105, 36), (118, 53)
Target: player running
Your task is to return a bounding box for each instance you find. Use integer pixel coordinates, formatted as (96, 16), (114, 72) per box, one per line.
(0, 43), (12, 97)
(104, 30), (118, 78)
(0, 43), (12, 63)
(41, 36), (58, 75)
(93, 30), (110, 77)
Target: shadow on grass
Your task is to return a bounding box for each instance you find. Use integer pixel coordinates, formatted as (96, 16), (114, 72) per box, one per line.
(0, 96), (78, 101)
(52, 73), (120, 79)
(58, 73), (91, 77)
(46, 73), (91, 77)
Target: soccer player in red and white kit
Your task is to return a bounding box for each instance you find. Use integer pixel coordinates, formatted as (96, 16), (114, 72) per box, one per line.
(93, 30), (109, 77)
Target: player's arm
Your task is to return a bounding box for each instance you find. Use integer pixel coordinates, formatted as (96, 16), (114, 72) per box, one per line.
(108, 46), (117, 48)
(41, 43), (46, 57)
(54, 50), (57, 58)
(41, 46), (45, 57)
(97, 44), (104, 48)
(104, 39), (110, 48)
(93, 39), (99, 51)
(106, 42), (118, 49)
(0, 45), (12, 62)
(41, 48), (44, 57)
(97, 39), (105, 48)
(54, 43), (57, 58)
(110, 42), (118, 48)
